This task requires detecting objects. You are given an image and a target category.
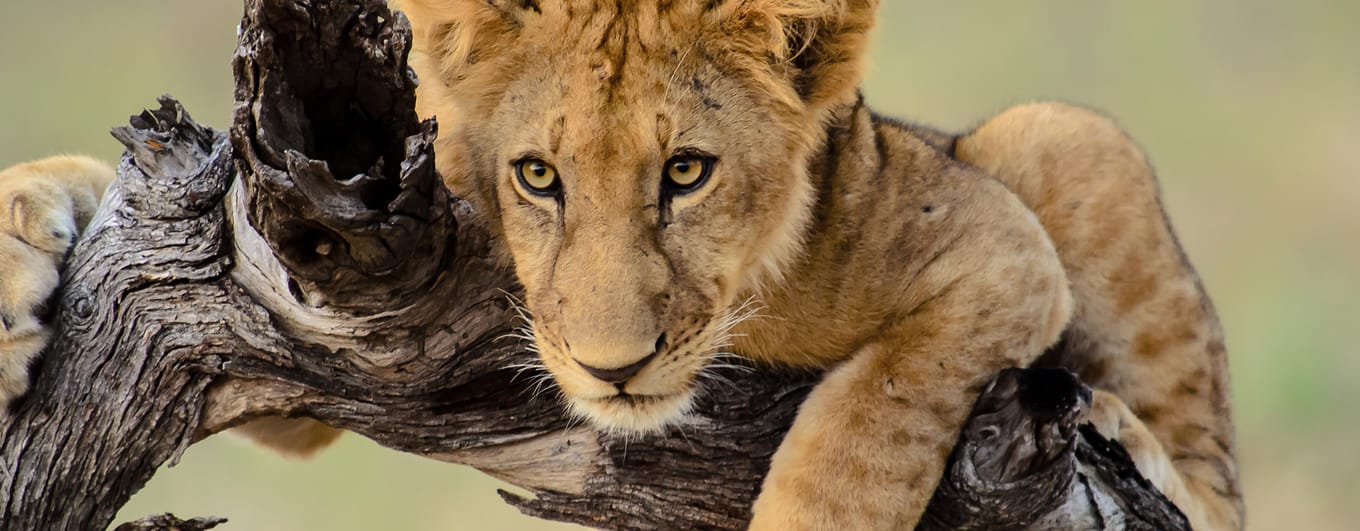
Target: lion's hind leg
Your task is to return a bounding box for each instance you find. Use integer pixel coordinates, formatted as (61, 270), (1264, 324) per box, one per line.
(232, 417), (344, 458)
(954, 102), (1244, 530)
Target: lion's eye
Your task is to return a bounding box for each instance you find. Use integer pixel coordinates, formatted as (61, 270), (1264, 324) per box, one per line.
(515, 158), (560, 196)
(662, 155), (714, 193)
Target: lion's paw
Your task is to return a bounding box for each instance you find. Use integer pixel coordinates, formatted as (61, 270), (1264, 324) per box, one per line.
(5, 179), (79, 256)
(0, 155), (112, 412)
(1086, 389), (1179, 495)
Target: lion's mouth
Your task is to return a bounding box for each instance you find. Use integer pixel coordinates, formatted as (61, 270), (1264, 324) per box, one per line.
(568, 388), (697, 434)
(601, 392), (672, 406)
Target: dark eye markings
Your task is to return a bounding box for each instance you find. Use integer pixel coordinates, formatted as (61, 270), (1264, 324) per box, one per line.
(691, 77), (723, 110)
(657, 149), (718, 228)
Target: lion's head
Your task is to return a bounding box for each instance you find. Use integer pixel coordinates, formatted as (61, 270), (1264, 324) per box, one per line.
(398, 0), (877, 432)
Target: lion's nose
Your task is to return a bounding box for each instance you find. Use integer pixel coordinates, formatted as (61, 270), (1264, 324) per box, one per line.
(574, 334), (665, 385)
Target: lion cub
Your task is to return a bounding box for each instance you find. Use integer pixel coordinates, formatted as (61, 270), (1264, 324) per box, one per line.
(2, 0), (1242, 529)
(394, 0), (1242, 528)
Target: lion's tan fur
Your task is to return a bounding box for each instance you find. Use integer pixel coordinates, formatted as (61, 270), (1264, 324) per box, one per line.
(1, 1), (1241, 528)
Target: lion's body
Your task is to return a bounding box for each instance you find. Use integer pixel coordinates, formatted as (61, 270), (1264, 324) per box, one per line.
(0, 0), (1241, 528)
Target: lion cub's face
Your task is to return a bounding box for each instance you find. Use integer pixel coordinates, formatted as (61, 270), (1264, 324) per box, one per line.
(404, 0), (864, 432)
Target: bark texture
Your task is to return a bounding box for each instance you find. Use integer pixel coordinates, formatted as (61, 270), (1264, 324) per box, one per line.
(0, 1), (1190, 529)
(113, 514), (226, 531)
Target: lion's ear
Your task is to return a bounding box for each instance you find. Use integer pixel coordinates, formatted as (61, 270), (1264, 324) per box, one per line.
(738, 0), (880, 113)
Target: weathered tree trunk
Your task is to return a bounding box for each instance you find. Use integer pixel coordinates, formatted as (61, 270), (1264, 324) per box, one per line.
(0, 1), (1189, 529)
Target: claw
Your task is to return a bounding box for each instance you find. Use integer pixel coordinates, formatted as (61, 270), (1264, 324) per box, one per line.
(0, 311), (13, 331)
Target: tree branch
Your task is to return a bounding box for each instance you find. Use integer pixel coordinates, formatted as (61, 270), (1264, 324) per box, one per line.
(114, 513), (227, 531)
(0, 1), (1189, 529)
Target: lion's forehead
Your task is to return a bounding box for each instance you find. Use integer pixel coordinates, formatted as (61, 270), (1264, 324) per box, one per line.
(509, 1), (761, 87)
(526, 0), (732, 46)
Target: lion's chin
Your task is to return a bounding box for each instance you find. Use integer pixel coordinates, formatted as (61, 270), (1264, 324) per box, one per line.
(566, 388), (697, 435)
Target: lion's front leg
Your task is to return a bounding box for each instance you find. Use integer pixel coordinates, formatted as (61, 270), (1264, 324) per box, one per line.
(751, 347), (988, 529)
(750, 291), (1069, 528)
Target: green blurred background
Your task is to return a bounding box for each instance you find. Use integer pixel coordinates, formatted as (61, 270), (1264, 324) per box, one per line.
(2, 1), (1356, 529)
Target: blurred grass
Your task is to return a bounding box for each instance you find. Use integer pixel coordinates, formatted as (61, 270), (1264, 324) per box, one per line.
(2, 1), (1357, 529)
